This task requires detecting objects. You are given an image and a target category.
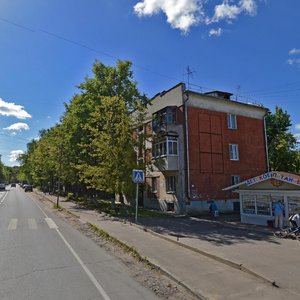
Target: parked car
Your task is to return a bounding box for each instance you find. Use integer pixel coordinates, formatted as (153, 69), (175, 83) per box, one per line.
(11, 183), (16, 187)
(24, 185), (33, 192)
(0, 182), (5, 191)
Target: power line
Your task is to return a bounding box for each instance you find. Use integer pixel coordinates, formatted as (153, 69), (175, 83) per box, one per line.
(1, 16), (298, 111)
(0, 16), (35, 32)
(0, 16), (179, 83)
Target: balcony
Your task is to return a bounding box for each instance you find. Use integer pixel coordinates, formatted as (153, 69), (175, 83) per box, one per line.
(152, 136), (179, 171)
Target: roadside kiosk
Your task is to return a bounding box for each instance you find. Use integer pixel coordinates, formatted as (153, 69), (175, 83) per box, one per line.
(223, 171), (300, 226)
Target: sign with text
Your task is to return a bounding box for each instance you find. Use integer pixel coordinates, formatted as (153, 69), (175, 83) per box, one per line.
(246, 172), (300, 187)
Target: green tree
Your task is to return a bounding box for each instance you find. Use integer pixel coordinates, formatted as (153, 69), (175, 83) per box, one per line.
(265, 106), (299, 171)
(61, 60), (148, 200)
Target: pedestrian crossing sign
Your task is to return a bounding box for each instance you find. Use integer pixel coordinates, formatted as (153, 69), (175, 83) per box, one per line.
(132, 169), (144, 183)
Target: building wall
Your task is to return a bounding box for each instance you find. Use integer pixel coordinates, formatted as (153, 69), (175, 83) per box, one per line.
(142, 83), (268, 215)
(187, 104), (267, 212)
(143, 85), (187, 214)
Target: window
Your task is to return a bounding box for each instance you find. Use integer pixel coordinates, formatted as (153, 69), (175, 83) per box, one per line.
(152, 137), (178, 158)
(231, 175), (240, 185)
(229, 144), (239, 160)
(227, 114), (237, 129)
(166, 107), (176, 125)
(166, 176), (176, 193)
(256, 195), (271, 216)
(288, 196), (300, 214)
(167, 136), (178, 155)
(242, 194), (256, 214)
(151, 177), (157, 193)
(152, 107), (176, 133)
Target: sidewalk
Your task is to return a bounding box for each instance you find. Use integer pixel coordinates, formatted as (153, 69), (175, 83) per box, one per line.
(35, 191), (298, 300)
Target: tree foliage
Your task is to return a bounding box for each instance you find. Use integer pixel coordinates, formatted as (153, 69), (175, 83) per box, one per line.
(18, 60), (148, 199)
(265, 106), (299, 171)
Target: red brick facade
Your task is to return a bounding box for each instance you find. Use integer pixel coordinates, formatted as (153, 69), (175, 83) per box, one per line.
(188, 106), (267, 200)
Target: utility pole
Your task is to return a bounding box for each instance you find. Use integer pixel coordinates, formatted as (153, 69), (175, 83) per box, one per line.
(56, 144), (63, 208)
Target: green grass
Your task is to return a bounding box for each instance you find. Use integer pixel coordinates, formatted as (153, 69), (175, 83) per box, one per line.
(53, 203), (62, 209)
(87, 223), (152, 264)
(93, 199), (171, 219)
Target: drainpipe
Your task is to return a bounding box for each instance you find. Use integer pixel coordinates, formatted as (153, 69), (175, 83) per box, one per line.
(184, 90), (191, 200)
(263, 116), (270, 172)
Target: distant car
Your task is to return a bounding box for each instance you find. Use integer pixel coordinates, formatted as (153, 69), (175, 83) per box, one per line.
(0, 183), (5, 191)
(24, 185), (33, 192)
(11, 183), (16, 187)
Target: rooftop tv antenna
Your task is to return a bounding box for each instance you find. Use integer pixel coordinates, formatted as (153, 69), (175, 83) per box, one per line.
(236, 84), (241, 101)
(184, 66), (195, 90)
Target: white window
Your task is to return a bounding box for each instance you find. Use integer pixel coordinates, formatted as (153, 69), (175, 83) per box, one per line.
(151, 177), (157, 193)
(231, 175), (240, 185)
(227, 114), (237, 129)
(229, 144), (239, 160)
(166, 176), (176, 193)
(167, 137), (178, 155)
(152, 137), (178, 158)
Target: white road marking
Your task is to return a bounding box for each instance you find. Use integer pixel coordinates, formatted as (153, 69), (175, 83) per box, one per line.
(32, 198), (111, 300)
(56, 229), (111, 300)
(45, 217), (58, 229)
(0, 191), (9, 204)
(8, 219), (18, 230)
(28, 218), (37, 230)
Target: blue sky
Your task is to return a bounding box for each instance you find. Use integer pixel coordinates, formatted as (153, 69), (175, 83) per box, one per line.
(0, 0), (299, 166)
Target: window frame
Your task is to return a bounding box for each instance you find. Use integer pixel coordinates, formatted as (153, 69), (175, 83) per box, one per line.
(227, 114), (237, 129)
(152, 136), (178, 158)
(229, 144), (239, 161)
(151, 177), (158, 193)
(231, 175), (241, 185)
(166, 176), (176, 193)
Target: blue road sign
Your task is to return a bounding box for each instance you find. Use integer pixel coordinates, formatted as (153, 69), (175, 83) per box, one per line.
(132, 169), (144, 183)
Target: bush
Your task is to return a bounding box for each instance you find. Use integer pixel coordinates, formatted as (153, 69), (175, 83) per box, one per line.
(67, 192), (74, 200)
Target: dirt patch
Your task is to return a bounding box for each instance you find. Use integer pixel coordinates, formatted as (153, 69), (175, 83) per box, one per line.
(34, 194), (200, 300)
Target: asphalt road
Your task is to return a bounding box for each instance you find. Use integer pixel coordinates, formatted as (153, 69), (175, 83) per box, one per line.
(0, 186), (157, 300)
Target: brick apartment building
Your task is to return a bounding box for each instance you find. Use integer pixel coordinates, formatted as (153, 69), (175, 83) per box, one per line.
(140, 83), (268, 214)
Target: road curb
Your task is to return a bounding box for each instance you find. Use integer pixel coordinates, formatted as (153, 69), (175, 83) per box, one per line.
(33, 191), (279, 289)
(127, 221), (279, 288)
(33, 191), (206, 299)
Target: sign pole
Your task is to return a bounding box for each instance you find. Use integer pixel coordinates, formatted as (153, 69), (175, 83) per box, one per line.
(132, 169), (144, 224)
(135, 182), (139, 223)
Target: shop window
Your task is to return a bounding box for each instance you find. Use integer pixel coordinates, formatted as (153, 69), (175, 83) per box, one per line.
(227, 114), (237, 129)
(166, 176), (176, 193)
(231, 175), (240, 185)
(256, 195), (272, 216)
(288, 196), (300, 214)
(229, 144), (239, 160)
(151, 177), (157, 193)
(242, 194), (255, 214)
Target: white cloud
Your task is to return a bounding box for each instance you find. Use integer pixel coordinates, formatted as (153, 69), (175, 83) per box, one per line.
(9, 150), (24, 162)
(134, 0), (203, 33)
(133, 0), (259, 33)
(296, 124), (300, 130)
(3, 122), (30, 131)
(289, 48), (300, 55)
(294, 133), (300, 142)
(209, 27), (223, 36)
(287, 58), (300, 66)
(209, 0), (257, 24)
(0, 98), (31, 119)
